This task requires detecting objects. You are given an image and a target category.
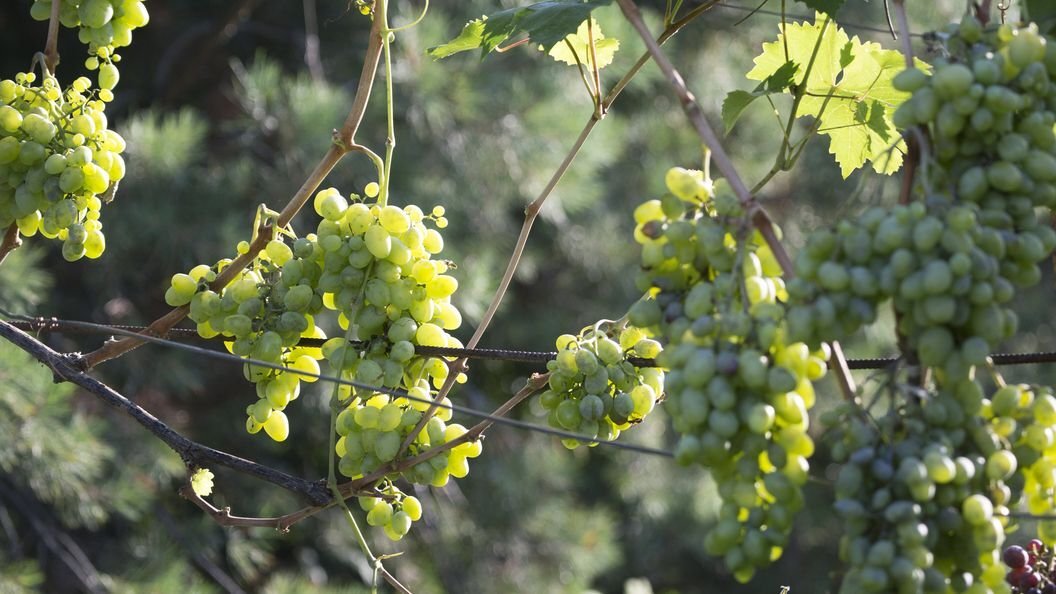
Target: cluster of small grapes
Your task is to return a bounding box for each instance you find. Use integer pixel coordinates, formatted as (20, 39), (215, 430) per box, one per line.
(784, 198), (1054, 383)
(30, 0), (149, 74)
(336, 395), (481, 491)
(169, 184), (477, 524)
(0, 72), (125, 260)
(981, 385), (1056, 544)
(1003, 540), (1056, 593)
(536, 324), (664, 449)
(628, 167), (829, 581)
(166, 250), (326, 442)
(787, 18), (1056, 386)
(826, 399), (1023, 594)
(358, 483), (424, 541)
(302, 186), (484, 493)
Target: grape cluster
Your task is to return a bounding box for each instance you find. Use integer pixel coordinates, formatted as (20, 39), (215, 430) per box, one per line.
(536, 324), (664, 449)
(358, 483), (424, 541)
(824, 392), (1034, 594)
(629, 167), (829, 581)
(167, 250), (326, 442)
(337, 397), (482, 492)
(981, 385), (1056, 544)
(785, 198), (1054, 383)
(0, 71), (125, 260)
(787, 17), (1056, 387)
(170, 184), (476, 525)
(30, 0), (150, 69)
(1003, 540), (1056, 593)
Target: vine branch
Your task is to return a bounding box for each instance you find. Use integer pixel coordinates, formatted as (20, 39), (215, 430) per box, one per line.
(43, 0), (61, 74)
(0, 224), (21, 267)
(396, 0), (722, 459)
(615, 0), (857, 399)
(0, 320), (331, 506)
(79, 11), (388, 370)
(173, 373), (548, 534)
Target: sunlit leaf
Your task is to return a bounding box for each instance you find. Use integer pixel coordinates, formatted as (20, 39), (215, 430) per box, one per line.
(429, 0), (613, 60)
(547, 19), (620, 69)
(746, 13), (922, 177)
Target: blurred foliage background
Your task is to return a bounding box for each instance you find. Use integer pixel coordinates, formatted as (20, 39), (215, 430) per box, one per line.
(5, 1), (1052, 593)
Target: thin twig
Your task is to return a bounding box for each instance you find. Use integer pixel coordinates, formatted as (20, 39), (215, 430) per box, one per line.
(397, 0), (722, 458)
(615, 0), (857, 399)
(80, 12), (388, 370)
(180, 374), (551, 535)
(43, 0), (61, 73)
(892, 0), (914, 69)
(0, 321), (331, 505)
(0, 224), (20, 268)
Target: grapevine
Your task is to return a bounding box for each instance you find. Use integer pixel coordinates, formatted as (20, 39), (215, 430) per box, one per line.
(6, 2), (1056, 593)
(628, 165), (830, 581)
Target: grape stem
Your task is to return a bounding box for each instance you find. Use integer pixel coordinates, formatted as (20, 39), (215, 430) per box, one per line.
(0, 320), (333, 505)
(394, 0), (724, 461)
(0, 224), (21, 268)
(615, 0), (858, 400)
(77, 7), (389, 370)
(379, 0), (395, 207)
(43, 0), (61, 74)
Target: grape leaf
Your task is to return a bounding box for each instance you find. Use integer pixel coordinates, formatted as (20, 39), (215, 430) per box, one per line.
(721, 60), (798, 133)
(547, 19), (620, 69)
(746, 13), (918, 177)
(796, 0), (845, 18)
(428, 19), (487, 59)
(429, 0), (613, 60)
(190, 468), (215, 498)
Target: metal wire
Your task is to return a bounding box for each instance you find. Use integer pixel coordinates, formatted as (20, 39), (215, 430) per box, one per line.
(0, 310), (674, 459)
(10, 315), (1056, 370)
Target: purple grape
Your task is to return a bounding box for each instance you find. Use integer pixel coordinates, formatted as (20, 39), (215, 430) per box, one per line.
(1029, 539), (1045, 554)
(1006, 545), (1029, 569)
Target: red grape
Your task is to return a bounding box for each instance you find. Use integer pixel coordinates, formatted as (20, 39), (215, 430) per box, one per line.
(1006, 545), (1030, 569)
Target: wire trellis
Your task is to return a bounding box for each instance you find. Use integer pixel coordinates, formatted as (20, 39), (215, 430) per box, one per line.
(9, 315), (1056, 370)
(0, 311), (675, 458)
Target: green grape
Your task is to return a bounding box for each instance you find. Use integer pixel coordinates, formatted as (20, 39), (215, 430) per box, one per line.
(0, 70), (126, 258)
(629, 166), (832, 577)
(31, 0), (150, 57)
(538, 323), (663, 448)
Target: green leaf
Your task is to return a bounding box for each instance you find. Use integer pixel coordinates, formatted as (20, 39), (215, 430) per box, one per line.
(428, 18), (487, 59)
(796, 0), (845, 18)
(547, 19), (620, 69)
(721, 61), (798, 133)
(746, 13), (920, 177)
(762, 60), (798, 93)
(839, 40), (854, 69)
(428, 0), (613, 60)
(190, 468), (215, 497)
(721, 90), (760, 134)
